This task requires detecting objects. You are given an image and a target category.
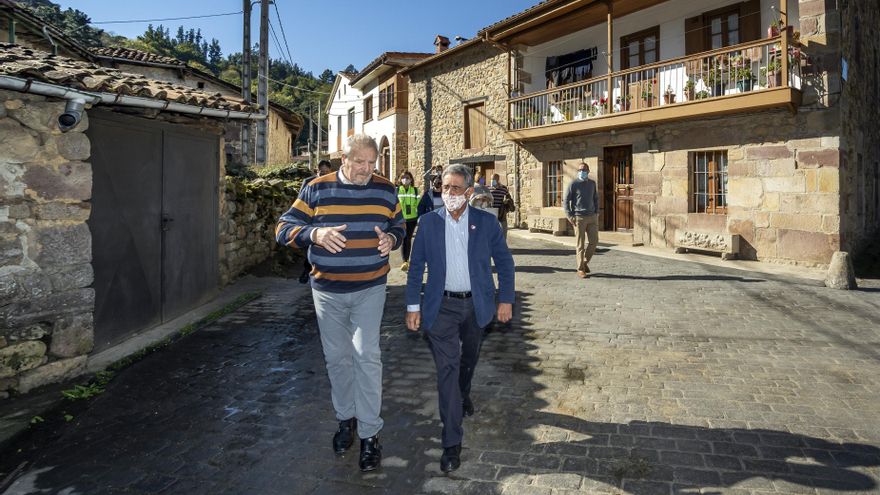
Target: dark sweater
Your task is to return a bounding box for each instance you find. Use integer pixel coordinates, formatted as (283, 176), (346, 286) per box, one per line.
(563, 179), (599, 217)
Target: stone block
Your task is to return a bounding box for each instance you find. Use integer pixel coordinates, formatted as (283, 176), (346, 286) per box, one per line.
(755, 211), (771, 228)
(754, 228), (778, 259)
(674, 230), (740, 259)
(0, 119), (40, 163)
(780, 193), (839, 215)
(3, 323), (50, 342)
(770, 213), (822, 231)
(55, 132), (90, 161)
(528, 216), (570, 236)
(799, 0), (828, 17)
(797, 149), (839, 168)
(637, 172), (661, 193)
(49, 313), (94, 358)
(821, 215), (840, 234)
(662, 179), (688, 198)
(664, 150), (688, 167)
(34, 202), (91, 221)
(727, 160), (754, 177)
(0, 340), (47, 379)
(777, 229), (835, 264)
(0, 235), (23, 267)
(763, 192), (780, 211)
(746, 145), (792, 161)
(757, 158), (797, 177)
(0, 162), (26, 197)
(818, 168), (839, 193)
(687, 213), (728, 232)
(23, 162), (92, 201)
(727, 147), (744, 161)
(0, 288), (94, 328)
(824, 251), (857, 289)
(539, 207), (567, 218)
(8, 101), (65, 133)
(727, 178), (763, 208)
(17, 355), (87, 393)
(653, 196), (687, 215)
(30, 222), (91, 267)
(763, 175), (805, 193)
(804, 169), (818, 192)
(650, 216), (667, 248)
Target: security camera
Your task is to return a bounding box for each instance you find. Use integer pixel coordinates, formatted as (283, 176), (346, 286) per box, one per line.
(58, 99), (85, 132)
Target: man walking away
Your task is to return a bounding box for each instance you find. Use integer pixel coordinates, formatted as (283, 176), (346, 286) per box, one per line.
(276, 134), (404, 472)
(564, 163), (599, 279)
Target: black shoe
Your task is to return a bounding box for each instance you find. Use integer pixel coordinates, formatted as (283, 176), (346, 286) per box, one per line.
(440, 444), (461, 473)
(359, 435), (382, 472)
(462, 396), (474, 417)
(333, 418), (356, 455)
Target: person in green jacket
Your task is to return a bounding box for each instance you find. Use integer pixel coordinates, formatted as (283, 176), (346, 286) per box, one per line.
(397, 170), (419, 271)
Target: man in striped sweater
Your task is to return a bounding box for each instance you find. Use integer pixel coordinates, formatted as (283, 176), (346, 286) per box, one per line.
(275, 134), (405, 472)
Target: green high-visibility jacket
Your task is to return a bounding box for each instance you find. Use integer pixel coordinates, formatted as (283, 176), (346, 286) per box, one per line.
(398, 185), (420, 220)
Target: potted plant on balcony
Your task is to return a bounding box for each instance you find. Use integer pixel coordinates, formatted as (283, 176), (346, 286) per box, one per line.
(684, 79), (696, 101)
(695, 89), (710, 100)
(734, 65), (755, 92)
(768, 18), (784, 38)
(663, 85), (676, 105)
(705, 54), (730, 96)
(760, 59), (783, 87)
(641, 84), (655, 108)
(614, 95), (631, 112)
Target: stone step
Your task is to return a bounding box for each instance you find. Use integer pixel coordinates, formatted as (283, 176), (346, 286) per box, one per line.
(599, 230), (635, 246)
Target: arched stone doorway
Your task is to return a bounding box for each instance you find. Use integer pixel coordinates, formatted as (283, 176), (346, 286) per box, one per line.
(378, 135), (391, 179)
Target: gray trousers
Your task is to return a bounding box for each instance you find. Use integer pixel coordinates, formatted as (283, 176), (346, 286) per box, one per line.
(312, 284), (386, 439)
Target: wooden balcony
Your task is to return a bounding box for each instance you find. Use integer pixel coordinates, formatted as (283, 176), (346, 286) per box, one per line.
(506, 35), (803, 141)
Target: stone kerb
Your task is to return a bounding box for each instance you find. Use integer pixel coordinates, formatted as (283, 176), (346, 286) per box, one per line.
(0, 90), (94, 397)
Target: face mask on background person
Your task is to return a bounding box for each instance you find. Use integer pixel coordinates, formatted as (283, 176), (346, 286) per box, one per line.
(578, 171), (589, 181)
(442, 192), (468, 212)
(491, 180), (498, 187)
(401, 178), (410, 185)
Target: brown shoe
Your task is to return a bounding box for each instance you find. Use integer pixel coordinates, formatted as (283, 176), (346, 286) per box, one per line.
(577, 270), (587, 279)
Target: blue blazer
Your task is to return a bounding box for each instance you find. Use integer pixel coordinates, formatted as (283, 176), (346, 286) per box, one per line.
(405, 206), (515, 331)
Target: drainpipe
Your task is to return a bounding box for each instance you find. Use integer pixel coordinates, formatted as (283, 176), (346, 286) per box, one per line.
(41, 25), (57, 55)
(7, 17), (15, 44)
(0, 75), (267, 124)
(514, 141), (521, 228)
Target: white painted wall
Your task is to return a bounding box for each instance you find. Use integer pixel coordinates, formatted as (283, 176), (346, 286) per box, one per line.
(519, 0), (797, 94)
(326, 74), (362, 154)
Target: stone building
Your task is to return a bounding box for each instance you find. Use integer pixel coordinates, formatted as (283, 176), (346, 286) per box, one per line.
(406, 0), (878, 267)
(0, 43), (263, 396)
(325, 52), (431, 180)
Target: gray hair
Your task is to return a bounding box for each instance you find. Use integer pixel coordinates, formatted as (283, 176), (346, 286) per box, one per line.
(343, 134), (379, 156)
(441, 164), (474, 187)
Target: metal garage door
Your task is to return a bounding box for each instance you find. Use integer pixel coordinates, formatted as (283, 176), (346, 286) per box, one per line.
(87, 111), (219, 351)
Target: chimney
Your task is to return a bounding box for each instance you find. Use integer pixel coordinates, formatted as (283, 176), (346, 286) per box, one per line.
(434, 35), (450, 54)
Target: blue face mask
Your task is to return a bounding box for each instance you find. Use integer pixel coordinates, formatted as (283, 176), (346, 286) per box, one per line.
(578, 171), (589, 180)
(491, 180), (498, 187)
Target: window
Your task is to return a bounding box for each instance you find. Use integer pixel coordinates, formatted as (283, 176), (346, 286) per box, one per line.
(347, 108), (355, 136)
(463, 102), (486, 150)
(544, 161), (563, 208)
(379, 82), (395, 115)
(685, 0), (760, 55)
(692, 151), (728, 214)
(545, 47), (596, 88)
(620, 26), (659, 70)
(363, 95), (373, 122)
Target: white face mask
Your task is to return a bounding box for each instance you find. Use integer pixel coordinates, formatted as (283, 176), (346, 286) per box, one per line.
(442, 192), (468, 212)
(401, 178), (410, 185)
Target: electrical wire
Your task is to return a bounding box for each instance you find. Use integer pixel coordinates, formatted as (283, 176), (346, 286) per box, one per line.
(88, 11), (243, 26)
(273, 2), (295, 67)
(268, 20), (292, 67)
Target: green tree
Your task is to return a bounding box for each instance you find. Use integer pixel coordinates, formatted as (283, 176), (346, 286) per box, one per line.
(19, 1), (104, 47)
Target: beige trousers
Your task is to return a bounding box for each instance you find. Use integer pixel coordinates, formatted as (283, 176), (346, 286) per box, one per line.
(574, 214), (599, 271)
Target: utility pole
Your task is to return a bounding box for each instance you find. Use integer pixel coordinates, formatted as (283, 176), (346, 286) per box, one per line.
(307, 102), (313, 170)
(317, 100), (322, 163)
(256, 0), (269, 164)
(241, 0), (251, 163)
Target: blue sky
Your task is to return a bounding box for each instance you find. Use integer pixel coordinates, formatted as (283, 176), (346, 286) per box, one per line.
(58, 0), (538, 76)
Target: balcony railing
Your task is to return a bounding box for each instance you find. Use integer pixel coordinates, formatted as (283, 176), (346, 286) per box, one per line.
(508, 34), (803, 132)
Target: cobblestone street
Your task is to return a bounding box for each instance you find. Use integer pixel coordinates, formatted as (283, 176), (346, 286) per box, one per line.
(3, 235), (880, 495)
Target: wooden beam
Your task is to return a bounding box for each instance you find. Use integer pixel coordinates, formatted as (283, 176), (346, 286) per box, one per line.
(780, 0), (789, 88)
(606, 1), (613, 103)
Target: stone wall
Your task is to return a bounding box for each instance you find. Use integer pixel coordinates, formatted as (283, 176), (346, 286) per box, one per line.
(266, 110), (295, 166)
(0, 90), (94, 397)
(839, 0), (880, 255)
(218, 176), (300, 285)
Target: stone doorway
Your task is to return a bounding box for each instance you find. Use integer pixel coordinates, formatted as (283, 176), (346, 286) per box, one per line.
(603, 145), (634, 231)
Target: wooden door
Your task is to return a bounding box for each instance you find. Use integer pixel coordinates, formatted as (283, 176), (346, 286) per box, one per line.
(604, 146), (633, 231)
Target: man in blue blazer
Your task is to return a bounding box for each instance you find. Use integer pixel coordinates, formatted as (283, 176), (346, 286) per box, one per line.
(405, 164), (516, 473)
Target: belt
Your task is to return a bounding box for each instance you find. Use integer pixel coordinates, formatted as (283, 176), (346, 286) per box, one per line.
(443, 290), (472, 299)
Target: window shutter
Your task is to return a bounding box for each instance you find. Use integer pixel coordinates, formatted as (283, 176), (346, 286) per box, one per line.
(739, 0), (762, 43)
(684, 15), (704, 55)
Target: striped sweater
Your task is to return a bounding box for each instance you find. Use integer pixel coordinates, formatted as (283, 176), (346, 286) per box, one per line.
(275, 172), (405, 293)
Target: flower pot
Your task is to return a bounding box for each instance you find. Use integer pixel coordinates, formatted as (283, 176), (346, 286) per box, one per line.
(736, 79), (754, 92)
(641, 98), (653, 109)
(685, 88), (695, 101)
(768, 26), (779, 38)
(663, 94), (676, 105)
(767, 71), (782, 87)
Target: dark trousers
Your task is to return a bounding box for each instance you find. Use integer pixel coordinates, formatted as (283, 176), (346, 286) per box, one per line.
(402, 219), (417, 262)
(425, 296), (483, 447)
